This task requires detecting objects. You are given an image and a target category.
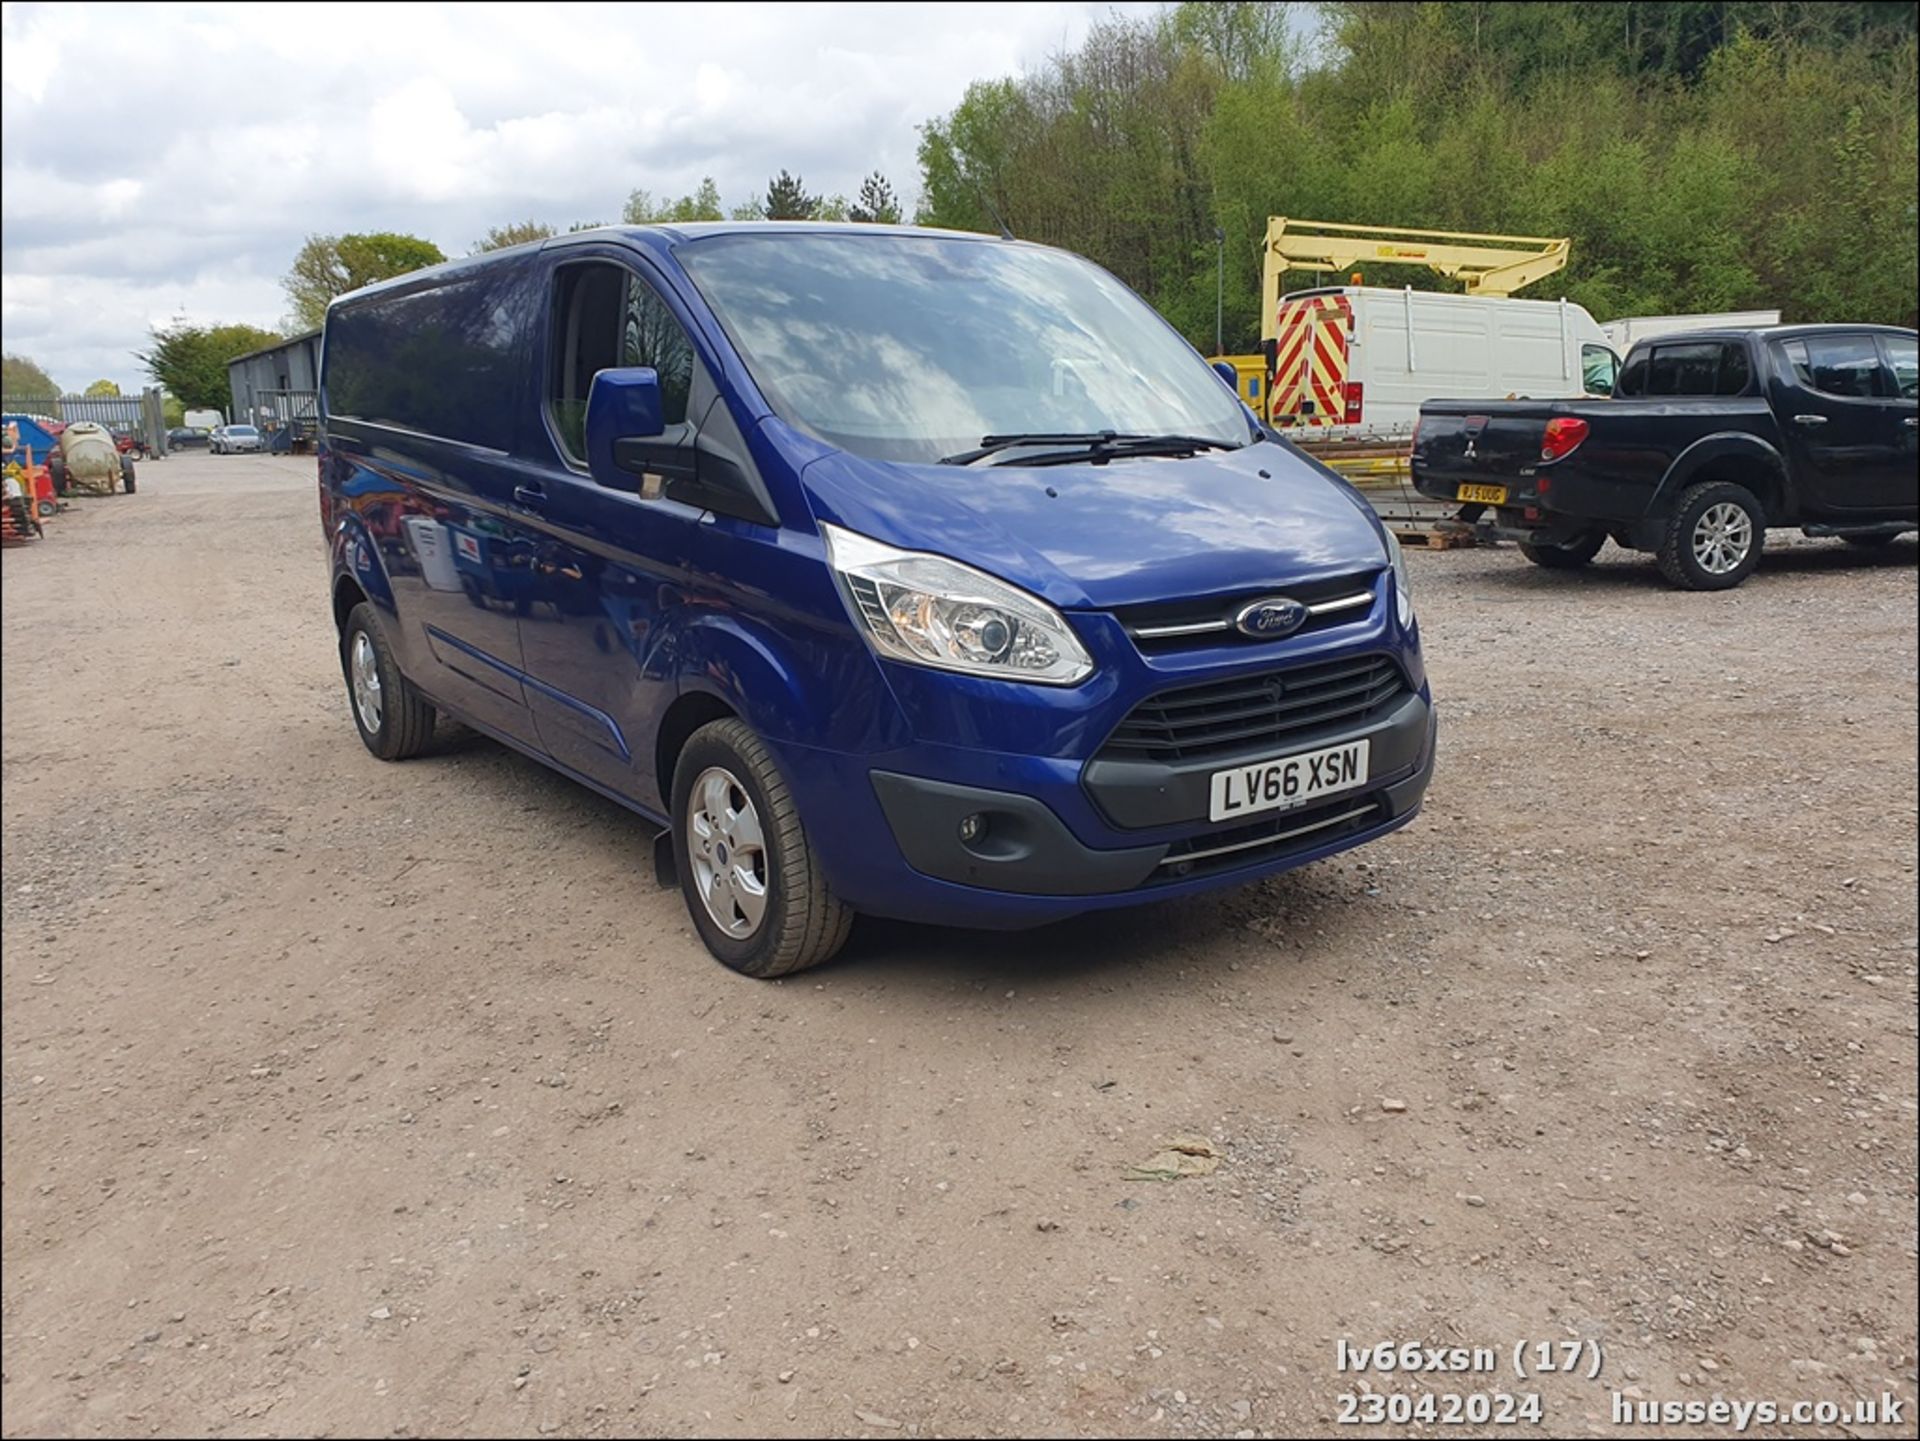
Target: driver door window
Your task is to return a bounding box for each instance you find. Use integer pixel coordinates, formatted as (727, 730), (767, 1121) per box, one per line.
(549, 262), (695, 463)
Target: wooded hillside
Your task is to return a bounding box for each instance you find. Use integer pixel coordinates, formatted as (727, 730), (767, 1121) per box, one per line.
(916, 2), (1919, 349)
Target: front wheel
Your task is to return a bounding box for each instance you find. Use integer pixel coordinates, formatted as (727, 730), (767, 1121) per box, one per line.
(1518, 530), (1606, 569)
(671, 718), (852, 978)
(1657, 481), (1765, 591)
(120, 457), (136, 494)
(340, 602), (436, 759)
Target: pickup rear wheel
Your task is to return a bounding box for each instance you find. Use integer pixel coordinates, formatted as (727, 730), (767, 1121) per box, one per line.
(341, 602), (436, 760)
(1518, 531), (1605, 569)
(1658, 482), (1764, 591)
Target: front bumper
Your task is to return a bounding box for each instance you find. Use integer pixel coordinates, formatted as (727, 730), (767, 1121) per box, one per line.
(781, 691), (1436, 929)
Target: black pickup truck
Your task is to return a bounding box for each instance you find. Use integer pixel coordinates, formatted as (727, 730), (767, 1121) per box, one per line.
(1411, 324), (1917, 589)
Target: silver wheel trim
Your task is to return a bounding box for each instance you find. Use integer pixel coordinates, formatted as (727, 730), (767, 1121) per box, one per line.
(687, 766), (769, 940)
(1692, 501), (1754, 575)
(350, 630), (383, 733)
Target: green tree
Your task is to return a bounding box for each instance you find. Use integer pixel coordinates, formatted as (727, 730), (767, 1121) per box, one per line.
(816, 194), (851, 222)
(669, 177), (726, 221)
(162, 393), (185, 428)
(84, 379), (122, 397)
(623, 178), (725, 225)
(3, 353), (59, 400)
(915, 0), (1919, 343)
(622, 188), (664, 223)
(848, 171), (903, 224)
(764, 169), (818, 220)
(473, 220), (556, 253)
(134, 323), (282, 413)
(284, 232), (447, 331)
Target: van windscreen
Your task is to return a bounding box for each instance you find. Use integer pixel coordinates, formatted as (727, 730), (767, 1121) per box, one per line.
(679, 233), (1249, 464)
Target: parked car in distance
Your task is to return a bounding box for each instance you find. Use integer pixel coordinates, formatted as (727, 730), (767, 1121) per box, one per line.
(167, 426), (212, 450)
(320, 223), (1437, 977)
(1411, 324), (1918, 589)
(211, 424), (263, 454)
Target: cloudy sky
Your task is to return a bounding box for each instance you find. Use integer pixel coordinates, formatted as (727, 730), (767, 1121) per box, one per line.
(2, 0), (1164, 393)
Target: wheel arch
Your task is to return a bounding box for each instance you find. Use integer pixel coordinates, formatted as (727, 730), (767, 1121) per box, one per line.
(655, 691), (740, 809)
(1654, 433), (1791, 524)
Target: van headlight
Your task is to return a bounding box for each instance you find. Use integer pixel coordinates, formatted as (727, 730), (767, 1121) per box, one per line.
(1385, 529), (1415, 627)
(822, 523), (1094, 685)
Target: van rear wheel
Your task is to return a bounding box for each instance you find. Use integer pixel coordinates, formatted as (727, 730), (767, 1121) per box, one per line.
(341, 602), (436, 760)
(671, 719), (852, 978)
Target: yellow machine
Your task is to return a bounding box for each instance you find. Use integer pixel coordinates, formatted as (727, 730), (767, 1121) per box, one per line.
(1216, 218), (1572, 426)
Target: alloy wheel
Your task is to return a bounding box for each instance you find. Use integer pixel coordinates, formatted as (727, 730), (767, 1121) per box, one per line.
(687, 766), (769, 939)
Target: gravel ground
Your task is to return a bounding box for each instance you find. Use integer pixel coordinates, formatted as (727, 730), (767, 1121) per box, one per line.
(2, 454), (1915, 1438)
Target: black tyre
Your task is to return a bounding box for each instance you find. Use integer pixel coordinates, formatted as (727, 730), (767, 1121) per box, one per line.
(1518, 530), (1606, 569)
(671, 718), (852, 978)
(48, 453), (66, 495)
(340, 602), (436, 760)
(120, 456), (136, 494)
(1657, 481), (1765, 591)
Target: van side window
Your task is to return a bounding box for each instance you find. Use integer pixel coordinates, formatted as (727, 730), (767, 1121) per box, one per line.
(1783, 335), (1887, 399)
(1646, 343), (1719, 396)
(549, 262), (695, 462)
(1581, 345), (1617, 396)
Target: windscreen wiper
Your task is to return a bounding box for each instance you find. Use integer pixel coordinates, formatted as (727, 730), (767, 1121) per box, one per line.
(939, 431), (1235, 466)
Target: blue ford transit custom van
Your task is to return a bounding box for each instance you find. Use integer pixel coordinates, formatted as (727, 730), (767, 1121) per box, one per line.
(319, 224), (1436, 976)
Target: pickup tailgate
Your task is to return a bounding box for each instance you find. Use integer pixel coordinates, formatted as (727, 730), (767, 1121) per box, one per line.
(1410, 403), (1559, 501)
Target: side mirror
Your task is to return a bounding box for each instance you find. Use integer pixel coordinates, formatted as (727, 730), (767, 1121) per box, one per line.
(1211, 359), (1239, 391)
(585, 367), (664, 488)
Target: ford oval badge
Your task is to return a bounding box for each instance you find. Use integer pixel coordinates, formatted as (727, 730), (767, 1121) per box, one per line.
(1233, 596), (1308, 640)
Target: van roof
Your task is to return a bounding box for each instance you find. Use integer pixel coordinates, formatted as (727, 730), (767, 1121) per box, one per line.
(1280, 285), (1576, 308)
(329, 222), (1017, 313)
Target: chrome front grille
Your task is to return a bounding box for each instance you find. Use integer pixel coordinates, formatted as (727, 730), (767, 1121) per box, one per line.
(1112, 573), (1382, 653)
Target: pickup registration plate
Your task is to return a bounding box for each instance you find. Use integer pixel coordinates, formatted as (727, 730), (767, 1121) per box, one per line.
(1457, 483), (1507, 505)
(1208, 740), (1370, 823)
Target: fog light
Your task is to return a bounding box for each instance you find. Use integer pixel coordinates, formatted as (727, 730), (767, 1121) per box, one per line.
(958, 813), (987, 843)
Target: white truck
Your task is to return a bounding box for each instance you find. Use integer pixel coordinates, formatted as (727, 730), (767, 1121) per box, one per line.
(1267, 285), (1620, 441)
(1600, 309), (1783, 351)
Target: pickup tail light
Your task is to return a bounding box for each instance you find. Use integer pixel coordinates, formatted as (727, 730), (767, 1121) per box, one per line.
(1541, 416), (1590, 462)
(1343, 381), (1364, 426)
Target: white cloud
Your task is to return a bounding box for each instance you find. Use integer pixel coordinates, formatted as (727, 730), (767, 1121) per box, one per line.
(2, 0), (1157, 391)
